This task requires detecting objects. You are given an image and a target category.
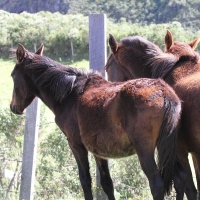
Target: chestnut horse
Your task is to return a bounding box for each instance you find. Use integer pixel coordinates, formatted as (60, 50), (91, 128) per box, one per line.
(105, 32), (200, 200)
(10, 44), (182, 200)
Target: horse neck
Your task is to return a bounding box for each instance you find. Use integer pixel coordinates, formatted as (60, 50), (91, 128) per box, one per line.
(31, 69), (107, 115)
(26, 68), (66, 114)
(29, 83), (58, 114)
(120, 48), (161, 79)
(117, 57), (152, 79)
(165, 61), (200, 85)
(124, 61), (152, 79)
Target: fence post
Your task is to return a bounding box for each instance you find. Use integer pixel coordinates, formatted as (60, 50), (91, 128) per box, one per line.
(89, 13), (107, 76)
(19, 98), (40, 200)
(89, 13), (107, 200)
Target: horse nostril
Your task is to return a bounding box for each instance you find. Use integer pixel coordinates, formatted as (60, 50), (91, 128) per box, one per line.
(10, 104), (23, 115)
(10, 104), (17, 114)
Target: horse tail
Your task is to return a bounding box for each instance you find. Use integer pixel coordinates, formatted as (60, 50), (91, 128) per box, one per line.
(157, 88), (181, 195)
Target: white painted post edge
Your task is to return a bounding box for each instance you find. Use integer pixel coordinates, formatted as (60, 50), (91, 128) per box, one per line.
(19, 98), (40, 200)
(89, 14), (107, 200)
(89, 14), (107, 77)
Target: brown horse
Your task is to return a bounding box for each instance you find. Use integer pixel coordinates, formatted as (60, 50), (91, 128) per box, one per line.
(105, 32), (200, 200)
(10, 44), (182, 200)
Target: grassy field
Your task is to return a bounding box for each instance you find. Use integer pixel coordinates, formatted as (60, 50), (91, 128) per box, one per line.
(0, 59), (14, 107)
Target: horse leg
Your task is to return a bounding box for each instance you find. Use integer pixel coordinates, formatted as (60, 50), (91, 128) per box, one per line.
(191, 153), (200, 200)
(94, 156), (115, 200)
(135, 149), (164, 200)
(176, 148), (197, 200)
(68, 141), (93, 200)
(172, 158), (187, 200)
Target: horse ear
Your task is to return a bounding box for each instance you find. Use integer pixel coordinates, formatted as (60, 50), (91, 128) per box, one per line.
(165, 30), (173, 51)
(16, 43), (26, 63)
(35, 43), (44, 55)
(109, 34), (118, 53)
(188, 36), (200, 50)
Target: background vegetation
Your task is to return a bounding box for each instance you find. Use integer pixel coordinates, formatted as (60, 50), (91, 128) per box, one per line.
(0, 1), (199, 199)
(1, 0), (200, 30)
(0, 10), (200, 63)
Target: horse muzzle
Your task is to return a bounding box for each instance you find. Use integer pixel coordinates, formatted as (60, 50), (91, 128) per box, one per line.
(10, 104), (24, 115)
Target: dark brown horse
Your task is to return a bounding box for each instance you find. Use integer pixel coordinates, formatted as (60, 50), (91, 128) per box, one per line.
(105, 32), (200, 200)
(10, 44), (182, 200)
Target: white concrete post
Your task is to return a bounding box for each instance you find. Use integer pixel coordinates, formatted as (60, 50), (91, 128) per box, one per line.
(89, 14), (107, 77)
(89, 14), (107, 200)
(19, 98), (40, 200)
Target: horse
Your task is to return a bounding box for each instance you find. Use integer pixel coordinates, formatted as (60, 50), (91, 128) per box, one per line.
(105, 32), (200, 200)
(10, 43), (182, 200)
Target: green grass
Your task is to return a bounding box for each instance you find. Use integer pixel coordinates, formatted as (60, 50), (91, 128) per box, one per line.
(0, 59), (15, 107)
(65, 59), (89, 69)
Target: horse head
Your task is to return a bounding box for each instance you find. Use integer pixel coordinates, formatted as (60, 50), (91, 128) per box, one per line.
(10, 44), (44, 114)
(106, 33), (178, 81)
(165, 30), (200, 61)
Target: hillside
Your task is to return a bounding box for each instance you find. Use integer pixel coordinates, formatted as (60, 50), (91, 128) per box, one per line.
(1, 0), (200, 30)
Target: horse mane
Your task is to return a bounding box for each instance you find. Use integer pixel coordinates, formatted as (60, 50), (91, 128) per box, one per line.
(26, 55), (101, 103)
(149, 49), (200, 78)
(145, 49), (180, 79)
(120, 36), (181, 79)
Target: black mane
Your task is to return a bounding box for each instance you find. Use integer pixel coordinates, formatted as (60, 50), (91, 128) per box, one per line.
(120, 36), (179, 79)
(27, 55), (101, 103)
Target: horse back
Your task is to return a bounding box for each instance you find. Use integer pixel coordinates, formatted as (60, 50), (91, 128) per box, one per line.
(77, 78), (180, 158)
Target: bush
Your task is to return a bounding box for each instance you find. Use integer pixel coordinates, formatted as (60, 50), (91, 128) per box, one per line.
(0, 106), (24, 199)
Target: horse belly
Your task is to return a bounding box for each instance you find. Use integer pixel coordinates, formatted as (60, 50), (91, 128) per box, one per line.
(81, 130), (136, 159)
